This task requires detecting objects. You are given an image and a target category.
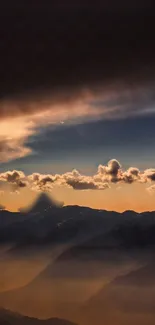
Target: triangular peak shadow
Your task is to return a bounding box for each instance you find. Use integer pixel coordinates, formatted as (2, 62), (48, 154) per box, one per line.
(19, 192), (64, 214)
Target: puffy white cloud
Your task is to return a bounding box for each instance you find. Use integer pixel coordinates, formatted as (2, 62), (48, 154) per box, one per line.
(1, 159), (155, 194)
(27, 173), (58, 192)
(143, 169), (155, 182)
(0, 170), (25, 183)
(97, 159), (122, 183)
(0, 170), (28, 192)
(122, 167), (140, 184)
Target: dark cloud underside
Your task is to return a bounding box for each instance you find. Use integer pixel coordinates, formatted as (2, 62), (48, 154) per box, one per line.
(0, 1), (155, 99)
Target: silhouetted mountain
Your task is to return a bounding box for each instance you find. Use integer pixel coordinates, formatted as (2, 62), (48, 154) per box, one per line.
(19, 193), (63, 214)
(1, 206), (155, 250)
(0, 308), (77, 325)
(0, 206), (119, 247)
(0, 210), (31, 229)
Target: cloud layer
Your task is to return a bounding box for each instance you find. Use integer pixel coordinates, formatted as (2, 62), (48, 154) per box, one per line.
(0, 159), (155, 194)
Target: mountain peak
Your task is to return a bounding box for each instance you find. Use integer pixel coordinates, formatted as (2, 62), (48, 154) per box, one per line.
(19, 192), (63, 214)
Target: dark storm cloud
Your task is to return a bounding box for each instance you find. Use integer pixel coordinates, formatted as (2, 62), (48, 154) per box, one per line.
(0, 0), (155, 162)
(91, 88), (155, 118)
(0, 0), (155, 101)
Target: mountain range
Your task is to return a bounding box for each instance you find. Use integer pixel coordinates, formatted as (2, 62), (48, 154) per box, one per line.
(1, 193), (155, 251)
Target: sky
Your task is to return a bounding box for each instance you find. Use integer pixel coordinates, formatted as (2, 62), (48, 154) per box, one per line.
(0, 0), (155, 211)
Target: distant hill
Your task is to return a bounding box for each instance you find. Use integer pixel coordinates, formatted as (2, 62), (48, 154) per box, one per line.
(0, 210), (31, 229)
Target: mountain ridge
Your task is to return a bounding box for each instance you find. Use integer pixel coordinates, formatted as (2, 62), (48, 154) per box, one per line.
(0, 308), (77, 325)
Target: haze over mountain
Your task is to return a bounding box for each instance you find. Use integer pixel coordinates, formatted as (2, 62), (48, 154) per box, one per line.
(0, 203), (155, 324)
(78, 262), (155, 325)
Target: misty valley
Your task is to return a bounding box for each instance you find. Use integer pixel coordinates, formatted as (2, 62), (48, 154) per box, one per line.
(0, 194), (155, 325)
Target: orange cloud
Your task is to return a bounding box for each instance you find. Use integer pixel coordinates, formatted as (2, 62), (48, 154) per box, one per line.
(0, 159), (155, 194)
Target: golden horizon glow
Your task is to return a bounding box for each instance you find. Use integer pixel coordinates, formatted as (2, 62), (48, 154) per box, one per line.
(0, 182), (155, 213)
